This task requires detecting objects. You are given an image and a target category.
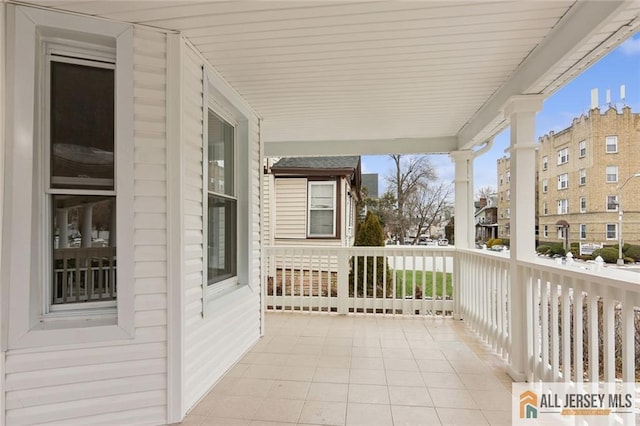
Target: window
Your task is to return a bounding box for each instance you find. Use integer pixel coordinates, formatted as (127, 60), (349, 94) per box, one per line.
(557, 199), (568, 214)
(580, 196), (587, 213)
(543, 225), (548, 238)
(579, 169), (586, 186)
(580, 224), (587, 240)
(606, 136), (618, 153)
(506, 208), (510, 219)
(557, 173), (568, 190)
(606, 224), (617, 240)
(6, 5), (134, 345)
(499, 175), (503, 186)
(506, 189), (510, 201)
(606, 166), (618, 183)
(557, 148), (569, 165)
(543, 202), (548, 215)
(542, 179), (548, 193)
(579, 140), (586, 158)
(606, 195), (618, 211)
(308, 181), (337, 237)
(205, 111), (237, 286)
(506, 171), (511, 183)
(542, 156), (548, 171)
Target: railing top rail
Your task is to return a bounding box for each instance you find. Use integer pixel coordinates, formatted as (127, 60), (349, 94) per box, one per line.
(265, 245), (456, 254)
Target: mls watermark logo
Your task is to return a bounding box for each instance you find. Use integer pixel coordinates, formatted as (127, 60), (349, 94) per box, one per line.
(513, 382), (638, 425)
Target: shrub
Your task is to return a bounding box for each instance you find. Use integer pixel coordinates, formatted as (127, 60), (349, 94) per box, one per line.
(350, 212), (390, 297)
(487, 238), (503, 248)
(536, 245), (551, 254)
(592, 247), (619, 263)
(548, 244), (565, 256)
(624, 245), (640, 262)
(613, 243), (632, 253)
(501, 239), (510, 247)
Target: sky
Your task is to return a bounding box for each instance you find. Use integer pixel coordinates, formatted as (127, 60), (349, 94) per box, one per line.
(362, 32), (640, 197)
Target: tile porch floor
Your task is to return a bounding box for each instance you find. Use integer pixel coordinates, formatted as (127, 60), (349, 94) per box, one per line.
(180, 312), (513, 426)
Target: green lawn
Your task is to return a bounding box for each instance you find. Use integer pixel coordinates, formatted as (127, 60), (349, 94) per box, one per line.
(393, 270), (453, 298)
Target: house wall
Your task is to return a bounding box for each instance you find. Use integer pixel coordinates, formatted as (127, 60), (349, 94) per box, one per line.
(181, 43), (261, 411)
(274, 178), (308, 239)
(4, 27), (169, 426)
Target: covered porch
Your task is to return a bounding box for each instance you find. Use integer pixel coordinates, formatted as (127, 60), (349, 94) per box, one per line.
(184, 311), (512, 426)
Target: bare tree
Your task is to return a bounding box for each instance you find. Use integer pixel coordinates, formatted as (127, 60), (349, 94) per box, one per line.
(406, 181), (453, 243)
(476, 185), (496, 200)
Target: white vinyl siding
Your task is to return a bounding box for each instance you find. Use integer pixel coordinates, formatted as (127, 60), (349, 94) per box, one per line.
(5, 24), (167, 425)
(274, 178), (308, 239)
(182, 44), (261, 411)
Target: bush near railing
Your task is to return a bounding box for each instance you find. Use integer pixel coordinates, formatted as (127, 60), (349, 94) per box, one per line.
(545, 297), (640, 381)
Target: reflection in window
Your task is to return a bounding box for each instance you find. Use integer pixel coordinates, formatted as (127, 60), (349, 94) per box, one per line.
(308, 182), (336, 237)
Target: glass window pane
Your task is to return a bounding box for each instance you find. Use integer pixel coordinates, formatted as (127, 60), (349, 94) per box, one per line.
(50, 61), (114, 190)
(208, 111), (234, 196)
(310, 184), (334, 209)
(310, 210), (334, 235)
(207, 195), (237, 284)
(52, 195), (116, 304)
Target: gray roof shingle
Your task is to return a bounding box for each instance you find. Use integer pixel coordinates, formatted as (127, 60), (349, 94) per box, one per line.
(272, 156), (360, 170)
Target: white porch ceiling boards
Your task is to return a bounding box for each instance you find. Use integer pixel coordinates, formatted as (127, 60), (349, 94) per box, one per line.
(19, 1), (640, 154)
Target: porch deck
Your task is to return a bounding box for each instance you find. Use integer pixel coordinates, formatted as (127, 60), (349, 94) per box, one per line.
(182, 312), (512, 426)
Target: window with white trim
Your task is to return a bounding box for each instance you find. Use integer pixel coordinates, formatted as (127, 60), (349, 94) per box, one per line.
(606, 166), (618, 183)
(557, 173), (568, 190)
(505, 208), (510, 219)
(606, 195), (618, 211)
(579, 140), (586, 158)
(605, 136), (618, 153)
(542, 156), (548, 171)
(557, 199), (568, 214)
(580, 224), (587, 240)
(308, 181), (337, 237)
(557, 148), (569, 165)
(606, 223), (617, 240)
(543, 202), (548, 215)
(506, 189), (510, 201)
(543, 225), (548, 238)
(580, 196), (586, 213)
(579, 169), (586, 186)
(542, 179), (548, 193)
(506, 171), (510, 183)
(205, 111), (237, 286)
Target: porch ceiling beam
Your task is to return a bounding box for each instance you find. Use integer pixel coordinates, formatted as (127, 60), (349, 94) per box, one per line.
(456, 0), (628, 150)
(264, 136), (458, 157)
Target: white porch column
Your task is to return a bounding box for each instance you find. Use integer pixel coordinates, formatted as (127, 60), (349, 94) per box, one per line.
(450, 150), (474, 320)
(504, 95), (543, 382)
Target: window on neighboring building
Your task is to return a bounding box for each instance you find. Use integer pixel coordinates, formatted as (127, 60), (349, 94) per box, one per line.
(499, 175), (503, 186)
(579, 140), (586, 158)
(557, 148), (569, 165)
(506, 171), (511, 183)
(580, 224), (587, 240)
(542, 156), (548, 171)
(606, 223), (617, 240)
(557, 173), (568, 190)
(543, 225), (548, 238)
(579, 169), (586, 186)
(506, 208), (510, 219)
(542, 179), (548, 193)
(606, 165), (618, 183)
(543, 202), (548, 215)
(605, 135), (618, 153)
(606, 195), (618, 211)
(205, 110), (237, 286)
(506, 189), (510, 201)
(557, 199), (568, 214)
(580, 197), (587, 213)
(308, 181), (337, 237)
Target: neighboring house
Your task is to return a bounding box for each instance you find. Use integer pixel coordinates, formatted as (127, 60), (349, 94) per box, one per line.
(475, 195), (498, 242)
(264, 156), (362, 247)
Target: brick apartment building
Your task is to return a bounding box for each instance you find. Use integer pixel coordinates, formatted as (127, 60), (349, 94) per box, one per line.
(497, 105), (640, 247)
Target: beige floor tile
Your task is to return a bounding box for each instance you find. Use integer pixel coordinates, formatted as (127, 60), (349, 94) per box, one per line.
(429, 389), (479, 410)
(436, 408), (489, 425)
(275, 366), (316, 381)
(351, 356), (384, 370)
(411, 349), (447, 361)
(458, 373), (506, 391)
(178, 414), (206, 426)
(325, 337), (353, 346)
(351, 346), (383, 358)
(346, 402), (393, 426)
(382, 347), (414, 359)
(323, 345), (353, 356)
(298, 336), (326, 346)
(313, 367), (350, 383)
(383, 358), (419, 372)
(227, 378), (274, 398)
(243, 365), (280, 380)
(318, 355), (351, 368)
(268, 380), (310, 400)
(421, 372), (465, 389)
(253, 398), (304, 423)
(285, 353), (320, 367)
(391, 405), (441, 426)
(207, 396), (263, 420)
(291, 344), (324, 355)
(470, 388), (512, 409)
(386, 370), (426, 387)
(415, 359), (454, 373)
(200, 417), (250, 425)
(388, 386), (433, 407)
(299, 400), (347, 426)
(481, 409), (511, 426)
(349, 368), (387, 385)
(348, 384), (390, 404)
(307, 382), (349, 402)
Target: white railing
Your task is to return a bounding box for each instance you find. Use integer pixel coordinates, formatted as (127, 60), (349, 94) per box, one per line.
(264, 245), (455, 317)
(458, 248), (640, 384)
(53, 247), (117, 304)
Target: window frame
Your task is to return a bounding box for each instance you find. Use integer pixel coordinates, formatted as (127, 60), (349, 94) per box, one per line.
(557, 199), (568, 214)
(606, 165), (618, 183)
(543, 225), (548, 238)
(606, 223), (617, 240)
(542, 179), (548, 194)
(580, 224), (587, 240)
(579, 196), (587, 213)
(543, 202), (548, 215)
(5, 5), (134, 348)
(605, 135), (618, 153)
(542, 156), (548, 171)
(578, 140), (586, 158)
(557, 148), (569, 165)
(307, 180), (338, 238)
(557, 173), (568, 190)
(579, 169), (586, 186)
(606, 195), (619, 212)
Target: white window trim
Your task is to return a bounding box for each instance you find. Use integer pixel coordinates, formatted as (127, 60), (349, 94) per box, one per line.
(580, 197), (587, 213)
(557, 173), (568, 190)
(542, 179), (548, 193)
(579, 140), (586, 158)
(605, 135), (618, 153)
(580, 224), (587, 240)
(542, 156), (548, 170)
(5, 5), (134, 348)
(606, 166), (618, 183)
(606, 223), (618, 240)
(307, 180), (337, 238)
(202, 66), (252, 316)
(606, 195), (619, 212)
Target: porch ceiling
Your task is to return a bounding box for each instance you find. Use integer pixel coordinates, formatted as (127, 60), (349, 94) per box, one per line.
(21, 1), (640, 154)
